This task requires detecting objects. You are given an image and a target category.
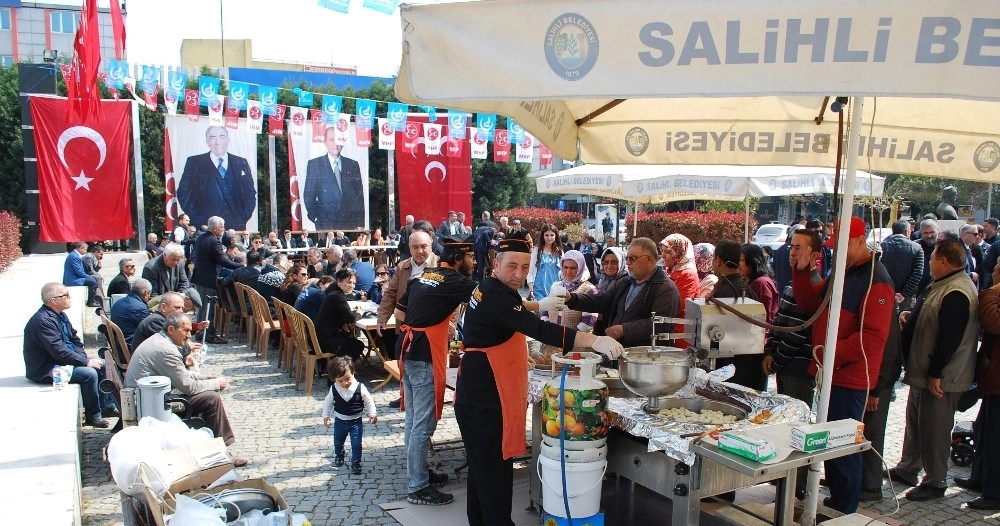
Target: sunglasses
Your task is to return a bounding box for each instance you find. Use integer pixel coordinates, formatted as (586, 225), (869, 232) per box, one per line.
(298, 272), (308, 277)
(625, 254), (650, 264)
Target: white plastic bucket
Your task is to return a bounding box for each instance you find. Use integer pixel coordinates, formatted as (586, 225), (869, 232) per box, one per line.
(537, 455), (606, 518)
(135, 376), (172, 422)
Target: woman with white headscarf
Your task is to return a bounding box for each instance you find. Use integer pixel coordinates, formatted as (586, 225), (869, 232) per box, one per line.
(539, 250), (598, 357)
(659, 234), (701, 318)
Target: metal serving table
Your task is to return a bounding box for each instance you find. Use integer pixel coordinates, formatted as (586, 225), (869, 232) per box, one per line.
(526, 373), (870, 526)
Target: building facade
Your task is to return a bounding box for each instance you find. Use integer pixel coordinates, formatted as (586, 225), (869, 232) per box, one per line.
(0, 1), (119, 66)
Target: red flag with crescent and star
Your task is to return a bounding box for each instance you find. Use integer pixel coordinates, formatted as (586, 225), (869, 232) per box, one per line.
(395, 115), (471, 225)
(164, 128), (176, 230)
(30, 96), (133, 241)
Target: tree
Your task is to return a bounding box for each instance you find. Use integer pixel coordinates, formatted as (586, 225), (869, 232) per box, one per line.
(883, 173), (988, 218)
(0, 66), (25, 222)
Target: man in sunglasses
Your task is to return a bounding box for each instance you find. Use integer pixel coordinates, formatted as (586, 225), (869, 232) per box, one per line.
(565, 237), (680, 348)
(24, 283), (118, 428)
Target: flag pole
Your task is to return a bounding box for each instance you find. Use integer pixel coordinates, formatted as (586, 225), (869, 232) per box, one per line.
(131, 100), (146, 248)
(268, 135), (278, 233)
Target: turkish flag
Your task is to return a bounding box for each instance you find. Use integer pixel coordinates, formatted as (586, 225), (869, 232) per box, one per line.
(109, 0), (126, 59)
(164, 128), (177, 230)
(67, 0), (101, 123)
(30, 96), (133, 242)
(395, 116), (471, 225)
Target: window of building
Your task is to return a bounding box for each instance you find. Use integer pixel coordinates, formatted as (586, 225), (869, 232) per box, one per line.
(50, 11), (80, 34)
(0, 9), (11, 31)
(0, 56), (13, 67)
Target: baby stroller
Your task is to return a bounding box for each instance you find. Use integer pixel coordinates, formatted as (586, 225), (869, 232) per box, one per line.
(951, 383), (980, 467)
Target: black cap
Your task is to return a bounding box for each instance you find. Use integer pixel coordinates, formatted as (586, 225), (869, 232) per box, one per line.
(442, 235), (475, 258)
(497, 238), (530, 253)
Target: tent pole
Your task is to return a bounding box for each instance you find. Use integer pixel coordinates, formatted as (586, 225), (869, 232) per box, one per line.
(633, 201), (638, 237)
(744, 192), (750, 243)
(802, 96), (866, 526)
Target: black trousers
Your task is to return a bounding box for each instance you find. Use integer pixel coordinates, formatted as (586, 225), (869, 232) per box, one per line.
(971, 395), (1000, 499)
(861, 385), (893, 490)
(187, 390), (236, 446)
(455, 404), (515, 526)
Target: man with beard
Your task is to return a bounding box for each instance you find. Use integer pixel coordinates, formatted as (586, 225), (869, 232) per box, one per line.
(394, 237), (479, 506)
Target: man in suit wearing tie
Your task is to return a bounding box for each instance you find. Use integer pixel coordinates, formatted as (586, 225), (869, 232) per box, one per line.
(178, 126), (257, 231)
(304, 127), (365, 231)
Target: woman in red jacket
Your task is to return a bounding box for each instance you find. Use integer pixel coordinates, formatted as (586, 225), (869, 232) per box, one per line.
(659, 234), (701, 317)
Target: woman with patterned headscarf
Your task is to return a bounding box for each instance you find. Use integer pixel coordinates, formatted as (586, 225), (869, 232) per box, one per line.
(693, 243), (718, 298)
(659, 234), (701, 317)
(597, 247), (627, 292)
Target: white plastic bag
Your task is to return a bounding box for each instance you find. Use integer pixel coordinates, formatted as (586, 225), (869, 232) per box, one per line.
(108, 425), (169, 497)
(167, 494), (226, 525)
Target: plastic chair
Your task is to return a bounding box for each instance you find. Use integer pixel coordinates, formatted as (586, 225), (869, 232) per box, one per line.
(270, 297), (296, 372)
(246, 287), (280, 361)
(220, 285), (245, 339)
(232, 283), (256, 348)
(288, 309), (336, 396)
(98, 312), (132, 373)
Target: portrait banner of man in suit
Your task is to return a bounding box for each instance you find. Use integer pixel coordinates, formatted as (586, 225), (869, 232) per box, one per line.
(167, 116), (259, 232)
(290, 122), (370, 232)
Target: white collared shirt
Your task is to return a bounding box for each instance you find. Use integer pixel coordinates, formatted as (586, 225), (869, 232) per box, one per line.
(210, 153), (228, 172)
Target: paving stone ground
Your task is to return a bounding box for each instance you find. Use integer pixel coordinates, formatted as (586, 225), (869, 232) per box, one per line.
(77, 252), (1000, 525)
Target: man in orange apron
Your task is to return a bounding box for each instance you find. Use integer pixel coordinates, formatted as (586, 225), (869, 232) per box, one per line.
(455, 238), (624, 526)
(394, 237), (479, 506)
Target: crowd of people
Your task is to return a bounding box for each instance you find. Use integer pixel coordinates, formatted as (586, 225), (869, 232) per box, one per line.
(24, 205), (1000, 522)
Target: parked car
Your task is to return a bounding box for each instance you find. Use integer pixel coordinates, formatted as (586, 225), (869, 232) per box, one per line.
(751, 223), (791, 251)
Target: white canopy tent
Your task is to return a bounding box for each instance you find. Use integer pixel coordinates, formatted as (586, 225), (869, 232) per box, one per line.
(535, 164), (885, 238)
(396, 1), (1000, 523)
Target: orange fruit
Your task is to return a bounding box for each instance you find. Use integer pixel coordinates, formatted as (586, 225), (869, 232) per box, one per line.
(545, 420), (561, 436)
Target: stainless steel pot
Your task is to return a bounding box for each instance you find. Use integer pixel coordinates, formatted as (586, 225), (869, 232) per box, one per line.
(619, 347), (691, 411)
(197, 488), (276, 522)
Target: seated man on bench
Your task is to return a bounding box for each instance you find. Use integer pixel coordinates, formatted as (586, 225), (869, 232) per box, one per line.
(125, 312), (249, 467)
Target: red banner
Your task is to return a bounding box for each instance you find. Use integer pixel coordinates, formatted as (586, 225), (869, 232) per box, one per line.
(184, 89), (199, 122)
(540, 144), (553, 167)
(164, 128), (176, 230)
(310, 109), (325, 143)
(268, 104), (286, 137)
(30, 96), (134, 241)
(225, 99), (239, 129)
(444, 137), (464, 158)
(356, 127), (372, 148)
(395, 116), (471, 226)
(494, 129), (510, 162)
(288, 133), (301, 231)
(66, 0), (101, 123)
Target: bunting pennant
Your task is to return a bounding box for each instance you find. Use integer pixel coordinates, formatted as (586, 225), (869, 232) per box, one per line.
(387, 102), (408, 131)
(423, 122), (443, 155)
(106, 59), (127, 90)
(444, 137), (464, 158)
(139, 66), (159, 110)
(378, 118), (395, 150)
(207, 95), (226, 126)
(362, 0), (400, 14)
(493, 129), (510, 162)
(58, 64), (72, 85)
(224, 98), (239, 129)
(322, 94), (342, 124)
(310, 109), (325, 143)
(184, 89), (200, 122)
(401, 121), (420, 155)
(247, 100), (263, 134)
(476, 113), (496, 142)
(295, 89), (314, 107)
(334, 114), (350, 146)
(259, 85), (278, 115)
(164, 91), (178, 116)
(356, 127), (372, 148)
(516, 133), (534, 163)
(418, 105), (437, 122)
(228, 81), (250, 110)
(470, 128), (488, 159)
(268, 104), (286, 136)
(198, 76), (219, 106)
(539, 144), (554, 167)
(448, 110), (467, 139)
(166, 70), (187, 99)
(355, 99), (376, 129)
(318, 0), (350, 13)
(289, 106), (308, 140)
(509, 120), (525, 144)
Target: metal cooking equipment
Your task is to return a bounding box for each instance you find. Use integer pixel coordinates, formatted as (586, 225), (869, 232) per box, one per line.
(684, 298), (766, 358)
(619, 347), (691, 412)
(651, 396), (748, 420)
(197, 488), (276, 522)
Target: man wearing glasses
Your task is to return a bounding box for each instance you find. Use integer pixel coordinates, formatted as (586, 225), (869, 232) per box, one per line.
(107, 258), (136, 296)
(23, 283), (118, 428)
(565, 237), (680, 348)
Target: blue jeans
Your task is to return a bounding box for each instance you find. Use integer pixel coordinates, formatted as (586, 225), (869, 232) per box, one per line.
(824, 385), (866, 513)
(403, 359), (438, 492)
(333, 417), (364, 464)
(69, 360), (116, 419)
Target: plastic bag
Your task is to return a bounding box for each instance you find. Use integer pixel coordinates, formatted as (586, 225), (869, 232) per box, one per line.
(108, 425), (170, 497)
(167, 494), (225, 525)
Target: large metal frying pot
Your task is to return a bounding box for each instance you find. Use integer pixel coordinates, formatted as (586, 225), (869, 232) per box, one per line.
(619, 347), (692, 411)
